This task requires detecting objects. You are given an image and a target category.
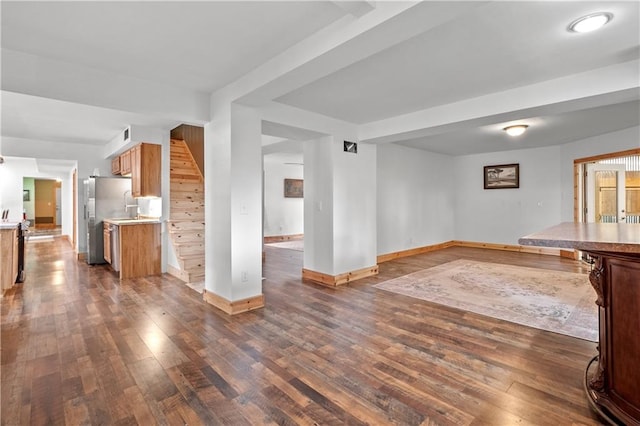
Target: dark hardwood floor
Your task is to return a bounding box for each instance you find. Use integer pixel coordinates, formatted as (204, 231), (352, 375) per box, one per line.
(1, 238), (604, 425)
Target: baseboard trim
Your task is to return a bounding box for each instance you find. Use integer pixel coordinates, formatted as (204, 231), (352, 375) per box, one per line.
(453, 240), (563, 256)
(302, 264), (379, 287)
(377, 241), (456, 263)
(377, 240), (565, 263)
(202, 290), (264, 315)
(264, 234), (303, 243)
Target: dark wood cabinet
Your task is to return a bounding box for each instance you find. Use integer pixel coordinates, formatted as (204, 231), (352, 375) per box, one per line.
(586, 251), (640, 426)
(519, 223), (640, 426)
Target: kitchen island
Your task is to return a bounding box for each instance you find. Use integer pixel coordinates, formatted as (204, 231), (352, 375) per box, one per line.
(104, 218), (161, 279)
(519, 222), (640, 426)
(0, 222), (20, 294)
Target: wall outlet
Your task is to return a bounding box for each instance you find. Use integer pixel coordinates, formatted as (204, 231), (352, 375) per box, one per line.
(241, 271), (248, 282)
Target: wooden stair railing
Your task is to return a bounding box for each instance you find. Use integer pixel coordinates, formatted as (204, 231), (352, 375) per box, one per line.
(168, 139), (205, 284)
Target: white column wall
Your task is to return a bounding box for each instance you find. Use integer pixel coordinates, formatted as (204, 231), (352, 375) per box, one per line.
(303, 136), (334, 274)
(332, 137), (377, 273)
(204, 104), (263, 302)
(303, 136), (377, 276)
(230, 104), (263, 299)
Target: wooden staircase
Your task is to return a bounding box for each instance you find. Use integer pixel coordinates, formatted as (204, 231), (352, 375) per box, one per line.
(168, 139), (205, 284)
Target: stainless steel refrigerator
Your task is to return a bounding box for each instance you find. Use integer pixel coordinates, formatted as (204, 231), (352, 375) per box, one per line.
(84, 176), (132, 264)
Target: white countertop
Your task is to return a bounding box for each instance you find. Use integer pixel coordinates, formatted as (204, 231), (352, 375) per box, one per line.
(104, 218), (161, 226)
(0, 221), (20, 230)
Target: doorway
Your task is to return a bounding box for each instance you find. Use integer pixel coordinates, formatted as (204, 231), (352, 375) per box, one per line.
(23, 177), (62, 237)
(575, 149), (640, 224)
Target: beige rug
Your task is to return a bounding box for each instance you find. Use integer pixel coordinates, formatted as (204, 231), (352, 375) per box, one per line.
(374, 259), (598, 341)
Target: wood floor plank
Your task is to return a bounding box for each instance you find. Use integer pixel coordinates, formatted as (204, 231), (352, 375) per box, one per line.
(1, 239), (606, 425)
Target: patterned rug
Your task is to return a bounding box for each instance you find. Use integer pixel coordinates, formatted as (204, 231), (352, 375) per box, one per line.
(374, 259), (598, 341)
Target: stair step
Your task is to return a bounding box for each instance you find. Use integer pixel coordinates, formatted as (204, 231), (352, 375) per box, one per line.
(188, 272), (205, 282)
(170, 159), (197, 168)
(171, 204), (204, 213)
(170, 182), (204, 193)
(171, 174), (203, 183)
(171, 211), (204, 221)
(168, 221), (205, 231)
(170, 166), (200, 174)
(171, 230), (204, 246)
(171, 199), (204, 208)
(180, 255), (204, 269)
(170, 195), (204, 203)
(175, 244), (204, 257)
(169, 149), (193, 163)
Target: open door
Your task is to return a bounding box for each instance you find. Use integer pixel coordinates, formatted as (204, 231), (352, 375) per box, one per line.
(585, 163), (626, 223)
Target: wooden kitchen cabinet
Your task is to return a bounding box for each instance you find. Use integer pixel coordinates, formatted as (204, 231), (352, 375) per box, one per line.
(111, 156), (121, 175)
(131, 143), (161, 197)
(0, 225), (19, 293)
(120, 150), (132, 175)
(119, 222), (160, 279)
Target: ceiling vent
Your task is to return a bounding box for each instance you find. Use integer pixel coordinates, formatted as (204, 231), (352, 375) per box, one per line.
(344, 141), (358, 154)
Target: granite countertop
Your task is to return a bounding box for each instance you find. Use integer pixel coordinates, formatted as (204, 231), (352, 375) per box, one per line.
(104, 218), (161, 226)
(0, 221), (20, 230)
(519, 222), (640, 254)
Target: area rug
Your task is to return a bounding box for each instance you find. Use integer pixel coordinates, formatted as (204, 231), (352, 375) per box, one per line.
(265, 240), (304, 251)
(374, 259), (598, 341)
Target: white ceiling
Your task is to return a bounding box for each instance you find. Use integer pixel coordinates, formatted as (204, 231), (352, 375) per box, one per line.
(1, 1), (639, 160)
(1, 1), (345, 94)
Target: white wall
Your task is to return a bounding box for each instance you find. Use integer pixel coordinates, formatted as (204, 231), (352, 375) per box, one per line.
(453, 146), (563, 245)
(0, 157), (74, 240)
(263, 153), (304, 237)
(377, 144), (456, 255)
(333, 137), (377, 273)
(3, 136), (110, 253)
(375, 126), (639, 252)
(304, 136), (334, 273)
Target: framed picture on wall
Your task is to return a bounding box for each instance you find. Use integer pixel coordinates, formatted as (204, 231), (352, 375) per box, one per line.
(284, 179), (303, 198)
(484, 164), (519, 189)
(23, 189), (30, 201)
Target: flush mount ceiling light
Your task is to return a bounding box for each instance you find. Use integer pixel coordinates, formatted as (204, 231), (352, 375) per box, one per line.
(568, 12), (613, 33)
(503, 125), (528, 137)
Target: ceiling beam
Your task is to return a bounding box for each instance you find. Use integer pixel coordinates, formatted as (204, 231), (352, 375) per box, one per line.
(359, 60), (640, 144)
(330, 1), (376, 17)
(211, 2), (487, 117)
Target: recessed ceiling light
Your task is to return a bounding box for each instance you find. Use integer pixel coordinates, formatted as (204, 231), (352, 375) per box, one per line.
(568, 12), (613, 33)
(503, 125), (528, 137)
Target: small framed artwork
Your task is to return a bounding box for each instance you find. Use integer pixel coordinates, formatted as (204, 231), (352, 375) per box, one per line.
(284, 179), (303, 198)
(23, 189), (30, 201)
(484, 164), (519, 189)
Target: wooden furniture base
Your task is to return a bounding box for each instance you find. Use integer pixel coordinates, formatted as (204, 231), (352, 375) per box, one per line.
(584, 251), (640, 426)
